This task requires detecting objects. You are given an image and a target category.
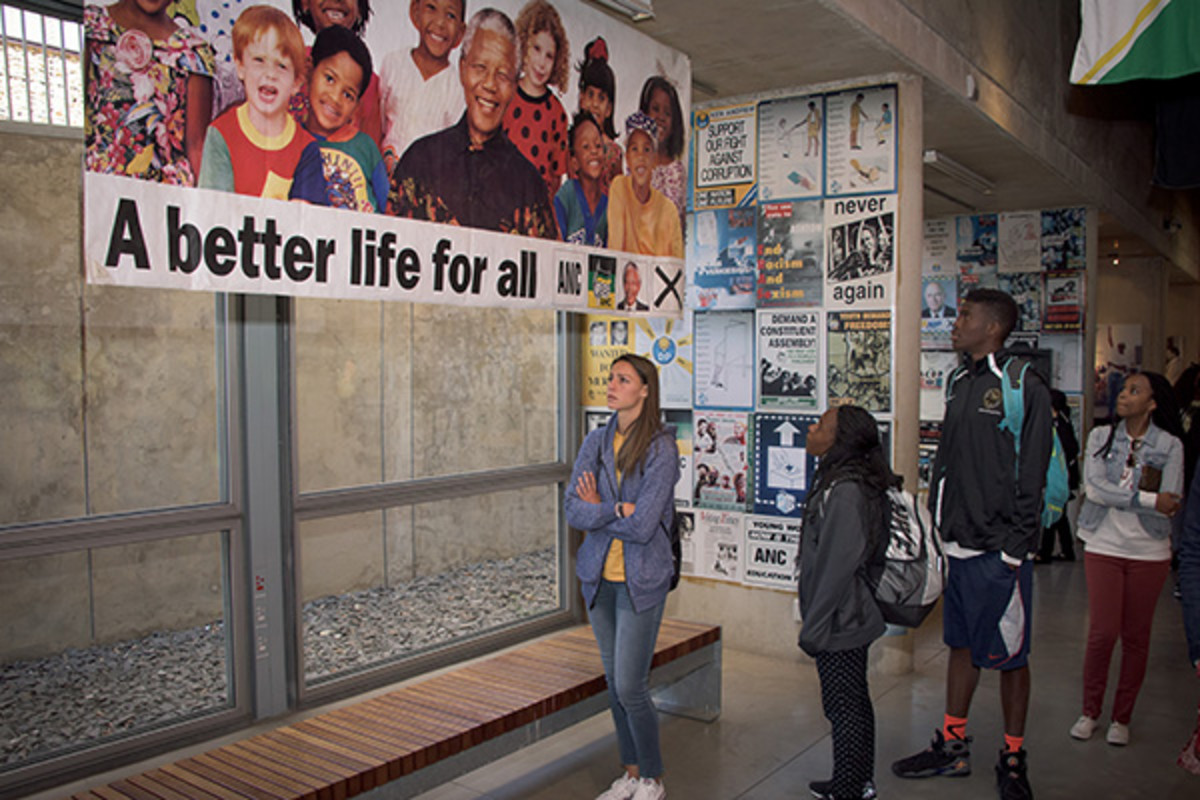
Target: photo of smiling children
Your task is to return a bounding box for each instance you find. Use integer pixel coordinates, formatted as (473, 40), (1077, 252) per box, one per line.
(607, 111), (683, 258)
(639, 75), (685, 228)
(84, 0), (215, 186)
(502, 0), (570, 200)
(554, 110), (608, 245)
(570, 37), (623, 192)
(289, 25), (388, 211)
(198, 5), (313, 198)
(291, 0), (383, 150)
(378, 0), (466, 173)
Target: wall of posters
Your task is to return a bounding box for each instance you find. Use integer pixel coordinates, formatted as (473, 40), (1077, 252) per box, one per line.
(920, 207), (1090, 475)
(825, 194), (896, 309)
(743, 516), (801, 590)
(687, 208), (758, 310)
(692, 509), (744, 583)
(633, 312), (694, 408)
(693, 411), (749, 510)
(641, 81), (905, 595)
(919, 350), (960, 421)
(757, 310), (821, 410)
(83, 0), (690, 313)
(757, 95), (824, 201)
(581, 314), (633, 406)
(757, 200), (824, 306)
(825, 85), (897, 196)
(664, 410), (694, 509)
(752, 413), (819, 517)
(693, 102), (758, 210)
(827, 310), (893, 412)
(694, 311), (755, 409)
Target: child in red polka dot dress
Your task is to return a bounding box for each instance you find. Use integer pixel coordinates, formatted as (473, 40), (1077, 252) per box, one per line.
(502, 0), (570, 202)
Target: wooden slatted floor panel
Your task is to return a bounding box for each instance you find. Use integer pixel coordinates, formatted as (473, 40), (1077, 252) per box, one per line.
(68, 620), (719, 800)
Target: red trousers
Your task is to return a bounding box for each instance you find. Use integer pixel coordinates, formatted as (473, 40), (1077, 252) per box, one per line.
(1082, 551), (1170, 724)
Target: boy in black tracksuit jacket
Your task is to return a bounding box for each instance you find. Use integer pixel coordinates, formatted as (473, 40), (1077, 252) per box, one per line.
(931, 348), (1053, 564)
(892, 290), (1051, 800)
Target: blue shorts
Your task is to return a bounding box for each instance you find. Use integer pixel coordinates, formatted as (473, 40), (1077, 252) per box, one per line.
(943, 552), (1033, 670)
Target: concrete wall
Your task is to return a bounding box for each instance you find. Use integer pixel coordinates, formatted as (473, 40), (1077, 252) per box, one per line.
(834, 0), (1199, 280)
(1096, 259), (1171, 374)
(0, 127), (561, 662)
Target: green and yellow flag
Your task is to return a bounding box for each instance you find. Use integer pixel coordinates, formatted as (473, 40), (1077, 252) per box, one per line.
(1071, 0), (1200, 84)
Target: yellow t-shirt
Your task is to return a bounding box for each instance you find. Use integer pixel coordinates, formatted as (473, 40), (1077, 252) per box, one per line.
(602, 431), (626, 581)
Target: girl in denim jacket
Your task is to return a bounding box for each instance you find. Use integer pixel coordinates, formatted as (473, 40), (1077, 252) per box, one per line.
(565, 354), (678, 800)
(1071, 371), (1184, 746)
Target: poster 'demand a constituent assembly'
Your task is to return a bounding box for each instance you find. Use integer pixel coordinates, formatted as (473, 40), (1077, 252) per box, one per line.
(757, 310), (821, 411)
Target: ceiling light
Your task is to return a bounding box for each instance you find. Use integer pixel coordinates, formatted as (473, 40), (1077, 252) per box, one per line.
(590, 0), (655, 21)
(923, 149), (995, 196)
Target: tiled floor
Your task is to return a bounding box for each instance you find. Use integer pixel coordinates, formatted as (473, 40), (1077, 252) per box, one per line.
(412, 560), (1200, 799)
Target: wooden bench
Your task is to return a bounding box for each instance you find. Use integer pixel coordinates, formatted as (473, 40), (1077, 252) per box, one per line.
(64, 619), (721, 800)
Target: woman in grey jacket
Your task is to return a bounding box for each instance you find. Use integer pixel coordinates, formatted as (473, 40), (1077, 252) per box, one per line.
(1071, 371), (1184, 746)
(565, 354), (679, 800)
(799, 405), (891, 800)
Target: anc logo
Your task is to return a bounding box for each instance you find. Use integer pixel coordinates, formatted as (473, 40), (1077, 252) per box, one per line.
(652, 336), (676, 365)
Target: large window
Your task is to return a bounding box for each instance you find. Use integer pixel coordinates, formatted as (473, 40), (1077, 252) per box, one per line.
(0, 131), (574, 792)
(0, 128), (246, 795)
(0, 4), (83, 128)
(293, 300), (569, 696)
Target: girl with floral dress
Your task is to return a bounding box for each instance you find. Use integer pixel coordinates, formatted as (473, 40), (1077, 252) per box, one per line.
(85, 0), (215, 186)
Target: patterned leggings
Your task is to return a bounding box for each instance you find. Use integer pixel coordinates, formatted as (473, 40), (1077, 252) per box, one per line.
(815, 645), (875, 798)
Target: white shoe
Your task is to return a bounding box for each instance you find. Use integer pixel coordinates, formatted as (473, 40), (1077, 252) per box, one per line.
(596, 773), (639, 800)
(1069, 715), (1098, 740)
(1106, 721), (1130, 746)
(630, 777), (666, 800)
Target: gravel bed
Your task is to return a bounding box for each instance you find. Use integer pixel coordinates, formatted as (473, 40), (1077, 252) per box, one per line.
(1, 548), (558, 768)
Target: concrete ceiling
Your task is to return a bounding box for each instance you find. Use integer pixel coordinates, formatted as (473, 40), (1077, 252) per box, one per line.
(600, 0), (1154, 261)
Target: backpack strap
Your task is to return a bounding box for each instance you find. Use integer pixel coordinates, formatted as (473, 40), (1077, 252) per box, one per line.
(997, 357), (1029, 467)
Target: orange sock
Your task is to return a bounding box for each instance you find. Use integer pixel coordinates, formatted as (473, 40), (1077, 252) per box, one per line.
(1004, 733), (1024, 753)
(943, 714), (968, 741)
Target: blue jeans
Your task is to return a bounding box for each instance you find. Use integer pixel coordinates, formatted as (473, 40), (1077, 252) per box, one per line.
(588, 579), (666, 779)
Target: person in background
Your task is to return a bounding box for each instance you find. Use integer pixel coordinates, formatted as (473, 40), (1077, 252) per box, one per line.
(199, 5), (313, 199)
(1069, 371), (1184, 746)
(1036, 390), (1081, 563)
(638, 75), (685, 227)
(289, 25), (387, 211)
(291, 0), (382, 149)
(388, 8), (555, 237)
(571, 37), (623, 192)
(378, 0), (466, 172)
(799, 405), (892, 800)
(555, 110), (609, 245)
(565, 354), (679, 800)
(502, 0), (570, 199)
(607, 111), (683, 258)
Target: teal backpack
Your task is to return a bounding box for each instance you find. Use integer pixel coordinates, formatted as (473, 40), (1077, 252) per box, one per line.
(996, 358), (1070, 528)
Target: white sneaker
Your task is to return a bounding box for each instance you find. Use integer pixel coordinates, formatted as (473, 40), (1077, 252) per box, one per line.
(596, 773), (639, 800)
(1069, 715), (1098, 740)
(1106, 721), (1130, 746)
(630, 777), (666, 800)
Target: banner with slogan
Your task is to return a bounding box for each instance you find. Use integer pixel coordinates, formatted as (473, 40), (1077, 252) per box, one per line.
(81, 0), (690, 316)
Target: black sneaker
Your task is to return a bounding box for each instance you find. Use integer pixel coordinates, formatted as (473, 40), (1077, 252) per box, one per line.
(996, 748), (1033, 800)
(808, 778), (877, 799)
(891, 729), (972, 778)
